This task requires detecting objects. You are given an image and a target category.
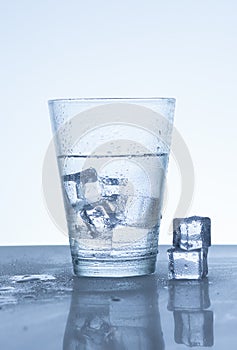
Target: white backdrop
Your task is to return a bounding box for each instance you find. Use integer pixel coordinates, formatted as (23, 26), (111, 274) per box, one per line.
(0, 0), (236, 245)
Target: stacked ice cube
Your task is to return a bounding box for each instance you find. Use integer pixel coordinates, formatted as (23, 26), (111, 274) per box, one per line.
(167, 216), (211, 280)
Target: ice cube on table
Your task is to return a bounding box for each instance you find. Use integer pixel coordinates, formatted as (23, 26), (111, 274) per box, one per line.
(80, 201), (118, 237)
(167, 247), (208, 280)
(167, 280), (210, 311)
(174, 310), (213, 347)
(173, 216), (211, 250)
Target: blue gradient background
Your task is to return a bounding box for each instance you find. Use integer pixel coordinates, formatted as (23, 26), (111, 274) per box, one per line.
(0, 0), (236, 245)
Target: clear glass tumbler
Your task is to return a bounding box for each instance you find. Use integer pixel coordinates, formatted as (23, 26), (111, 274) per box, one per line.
(48, 98), (175, 277)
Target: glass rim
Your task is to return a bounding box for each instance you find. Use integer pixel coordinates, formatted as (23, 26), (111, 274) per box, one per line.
(48, 97), (176, 104)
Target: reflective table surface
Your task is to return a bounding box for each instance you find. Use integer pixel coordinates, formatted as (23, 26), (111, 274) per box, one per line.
(0, 245), (236, 349)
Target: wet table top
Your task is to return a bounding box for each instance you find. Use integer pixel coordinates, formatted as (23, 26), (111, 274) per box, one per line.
(0, 245), (236, 349)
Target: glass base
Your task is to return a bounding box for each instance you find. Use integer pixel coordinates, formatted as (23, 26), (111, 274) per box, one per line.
(72, 255), (157, 277)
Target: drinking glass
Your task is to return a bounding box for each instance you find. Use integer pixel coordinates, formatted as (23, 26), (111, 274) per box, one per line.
(48, 98), (175, 277)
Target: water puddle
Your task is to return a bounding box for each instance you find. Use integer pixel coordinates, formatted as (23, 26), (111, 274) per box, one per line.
(10, 274), (56, 283)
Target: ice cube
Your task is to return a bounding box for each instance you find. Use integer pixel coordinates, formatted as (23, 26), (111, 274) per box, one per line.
(173, 216), (211, 250)
(99, 176), (128, 197)
(79, 167), (98, 184)
(63, 168), (98, 207)
(124, 196), (160, 228)
(63, 172), (80, 182)
(99, 176), (129, 219)
(63, 172), (82, 207)
(84, 182), (101, 203)
(174, 310), (213, 347)
(167, 280), (210, 311)
(77, 168), (99, 203)
(106, 194), (128, 221)
(63, 180), (79, 206)
(167, 247), (208, 280)
(80, 201), (118, 237)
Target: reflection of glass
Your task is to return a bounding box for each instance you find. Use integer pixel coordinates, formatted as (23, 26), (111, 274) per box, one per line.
(168, 279), (214, 347)
(63, 276), (165, 350)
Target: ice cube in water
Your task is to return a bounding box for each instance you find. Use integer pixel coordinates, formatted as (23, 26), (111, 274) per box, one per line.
(63, 173), (81, 207)
(99, 176), (127, 197)
(80, 202), (118, 237)
(63, 168), (98, 208)
(124, 196), (160, 228)
(99, 176), (128, 219)
(79, 167), (98, 184)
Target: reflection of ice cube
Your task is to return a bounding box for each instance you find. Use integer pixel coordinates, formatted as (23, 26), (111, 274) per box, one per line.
(173, 216), (211, 250)
(80, 202), (118, 237)
(77, 317), (113, 349)
(167, 280), (210, 311)
(167, 248), (208, 280)
(99, 176), (128, 197)
(174, 310), (213, 347)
